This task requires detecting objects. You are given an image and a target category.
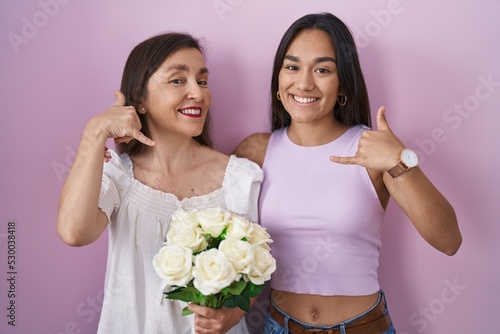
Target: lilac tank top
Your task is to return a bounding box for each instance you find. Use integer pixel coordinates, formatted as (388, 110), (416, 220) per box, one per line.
(259, 125), (385, 296)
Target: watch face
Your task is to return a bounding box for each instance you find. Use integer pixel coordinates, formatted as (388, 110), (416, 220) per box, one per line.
(402, 149), (418, 168)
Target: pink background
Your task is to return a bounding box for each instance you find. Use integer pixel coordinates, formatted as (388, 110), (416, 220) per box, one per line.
(1, 1), (499, 333)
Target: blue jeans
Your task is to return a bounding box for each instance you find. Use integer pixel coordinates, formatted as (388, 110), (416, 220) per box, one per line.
(262, 291), (396, 334)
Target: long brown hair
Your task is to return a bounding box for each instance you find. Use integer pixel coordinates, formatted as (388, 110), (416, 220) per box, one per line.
(117, 32), (212, 155)
(270, 13), (371, 131)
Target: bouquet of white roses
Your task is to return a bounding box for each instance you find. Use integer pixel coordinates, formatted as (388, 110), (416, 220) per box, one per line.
(152, 208), (276, 315)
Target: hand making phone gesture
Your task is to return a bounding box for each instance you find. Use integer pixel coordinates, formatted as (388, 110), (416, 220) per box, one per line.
(329, 106), (405, 172)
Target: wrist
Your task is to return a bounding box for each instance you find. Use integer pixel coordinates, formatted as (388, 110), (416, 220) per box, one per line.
(387, 148), (419, 178)
(84, 117), (110, 146)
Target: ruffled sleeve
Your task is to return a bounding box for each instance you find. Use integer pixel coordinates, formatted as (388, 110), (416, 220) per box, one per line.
(223, 155), (263, 223)
(98, 149), (132, 222)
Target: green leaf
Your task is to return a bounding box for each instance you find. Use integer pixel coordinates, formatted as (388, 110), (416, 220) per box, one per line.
(181, 306), (194, 316)
(220, 226), (228, 240)
(182, 286), (200, 294)
(210, 294), (220, 309)
(207, 236), (221, 249)
(222, 280), (247, 295)
(235, 295), (251, 312)
(223, 294), (251, 311)
(165, 287), (199, 303)
(222, 295), (238, 308)
(243, 282), (266, 298)
(196, 293), (209, 306)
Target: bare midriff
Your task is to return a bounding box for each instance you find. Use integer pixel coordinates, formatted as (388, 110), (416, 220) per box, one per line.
(271, 289), (379, 325)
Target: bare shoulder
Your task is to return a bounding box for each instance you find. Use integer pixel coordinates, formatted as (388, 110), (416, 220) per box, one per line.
(232, 132), (271, 168)
(201, 146), (230, 169)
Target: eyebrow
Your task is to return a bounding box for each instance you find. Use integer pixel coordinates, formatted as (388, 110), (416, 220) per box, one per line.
(284, 55), (337, 64)
(164, 64), (209, 74)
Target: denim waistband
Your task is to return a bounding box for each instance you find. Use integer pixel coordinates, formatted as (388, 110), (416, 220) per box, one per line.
(270, 290), (387, 332)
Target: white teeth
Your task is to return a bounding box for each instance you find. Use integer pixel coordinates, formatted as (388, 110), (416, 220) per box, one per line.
(180, 109), (201, 115)
(293, 95), (317, 103)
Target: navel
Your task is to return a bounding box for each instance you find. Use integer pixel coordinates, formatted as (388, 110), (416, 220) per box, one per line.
(310, 308), (320, 321)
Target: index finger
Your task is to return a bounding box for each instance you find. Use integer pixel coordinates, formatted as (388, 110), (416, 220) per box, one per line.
(133, 131), (155, 147)
(329, 155), (358, 165)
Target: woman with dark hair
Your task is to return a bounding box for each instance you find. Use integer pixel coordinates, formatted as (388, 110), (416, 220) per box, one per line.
(57, 32), (262, 334)
(234, 13), (461, 333)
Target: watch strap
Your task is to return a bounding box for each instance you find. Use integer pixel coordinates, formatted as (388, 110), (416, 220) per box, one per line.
(388, 161), (409, 178)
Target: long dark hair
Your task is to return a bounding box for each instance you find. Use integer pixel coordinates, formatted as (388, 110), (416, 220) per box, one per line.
(270, 12), (371, 131)
(117, 32), (212, 155)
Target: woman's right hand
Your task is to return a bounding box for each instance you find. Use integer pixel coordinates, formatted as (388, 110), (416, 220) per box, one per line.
(57, 91), (154, 247)
(87, 91), (155, 147)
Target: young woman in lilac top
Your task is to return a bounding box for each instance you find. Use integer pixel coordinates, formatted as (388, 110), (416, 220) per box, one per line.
(234, 13), (462, 333)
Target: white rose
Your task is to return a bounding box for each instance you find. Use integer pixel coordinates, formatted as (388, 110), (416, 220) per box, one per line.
(246, 246), (276, 285)
(166, 222), (208, 253)
(219, 238), (254, 274)
(248, 224), (273, 250)
(171, 208), (189, 223)
(197, 208), (230, 238)
(192, 248), (237, 295)
(152, 245), (193, 287)
(171, 209), (199, 227)
(226, 213), (254, 240)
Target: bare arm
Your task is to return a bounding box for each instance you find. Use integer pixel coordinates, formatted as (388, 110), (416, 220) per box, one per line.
(56, 91), (154, 246)
(56, 122), (109, 246)
(330, 107), (462, 255)
(383, 167), (460, 255)
(232, 132), (270, 167)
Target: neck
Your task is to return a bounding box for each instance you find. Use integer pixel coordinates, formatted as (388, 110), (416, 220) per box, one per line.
(137, 136), (202, 173)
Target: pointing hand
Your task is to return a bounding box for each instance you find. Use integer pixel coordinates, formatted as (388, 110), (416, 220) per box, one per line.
(329, 106), (405, 171)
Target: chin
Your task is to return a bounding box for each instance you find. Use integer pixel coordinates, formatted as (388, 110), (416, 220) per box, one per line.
(190, 130), (204, 138)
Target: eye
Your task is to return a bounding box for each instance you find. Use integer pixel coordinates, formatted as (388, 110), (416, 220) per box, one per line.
(169, 79), (184, 84)
(198, 80), (208, 86)
(284, 65), (298, 71)
(315, 68), (330, 74)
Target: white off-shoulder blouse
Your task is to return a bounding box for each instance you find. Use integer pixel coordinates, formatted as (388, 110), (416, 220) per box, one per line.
(96, 150), (263, 334)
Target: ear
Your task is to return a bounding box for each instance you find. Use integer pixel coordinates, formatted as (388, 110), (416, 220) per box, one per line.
(138, 105), (147, 114)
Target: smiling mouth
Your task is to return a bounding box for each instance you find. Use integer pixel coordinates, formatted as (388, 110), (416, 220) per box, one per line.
(292, 95), (318, 103)
(179, 108), (202, 116)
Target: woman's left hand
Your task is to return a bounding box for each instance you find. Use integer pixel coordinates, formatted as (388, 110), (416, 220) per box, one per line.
(329, 106), (405, 172)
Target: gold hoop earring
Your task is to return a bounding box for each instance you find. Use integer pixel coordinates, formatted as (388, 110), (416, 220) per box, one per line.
(338, 95), (347, 107)
(276, 91), (281, 101)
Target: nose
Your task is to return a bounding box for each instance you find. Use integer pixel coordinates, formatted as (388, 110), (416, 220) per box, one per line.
(295, 71), (314, 91)
(187, 80), (204, 102)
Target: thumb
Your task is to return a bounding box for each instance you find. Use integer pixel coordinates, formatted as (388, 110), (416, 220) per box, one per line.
(376, 106), (391, 131)
(113, 90), (126, 107)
